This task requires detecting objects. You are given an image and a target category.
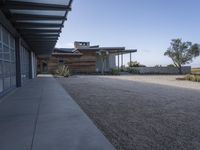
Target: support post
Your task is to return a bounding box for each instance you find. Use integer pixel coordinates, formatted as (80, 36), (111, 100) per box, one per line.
(117, 53), (120, 71)
(15, 37), (21, 87)
(130, 52), (132, 66)
(29, 51), (33, 79)
(121, 53), (123, 69)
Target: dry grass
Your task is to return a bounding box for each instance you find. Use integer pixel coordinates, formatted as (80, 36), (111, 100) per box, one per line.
(192, 68), (200, 74)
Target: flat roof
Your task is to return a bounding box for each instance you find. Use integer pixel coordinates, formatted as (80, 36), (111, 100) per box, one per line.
(77, 47), (137, 54)
(1, 0), (73, 56)
(77, 47), (126, 51)
(52, 53), (82, 56)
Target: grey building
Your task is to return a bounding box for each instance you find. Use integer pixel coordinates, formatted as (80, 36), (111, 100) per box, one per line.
(0, 0), (72, 96)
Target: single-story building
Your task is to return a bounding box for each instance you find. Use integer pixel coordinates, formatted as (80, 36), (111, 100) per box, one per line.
(38, 41), (137, 74)
(0, 0), (72, 97)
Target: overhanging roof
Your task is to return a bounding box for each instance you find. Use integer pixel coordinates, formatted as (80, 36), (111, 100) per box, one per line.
(77, 47), (137, 54)
(0, 0), (73, 56)
(77, 47), (126, 51)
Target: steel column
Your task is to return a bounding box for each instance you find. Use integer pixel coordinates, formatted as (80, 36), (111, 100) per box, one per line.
(15, 38), (21, 87)
(121, 53), (123, 69)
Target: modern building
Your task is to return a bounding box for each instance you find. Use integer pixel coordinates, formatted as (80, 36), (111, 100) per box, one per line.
(38, 41), (137, 74)
(0, 0), (73, 97)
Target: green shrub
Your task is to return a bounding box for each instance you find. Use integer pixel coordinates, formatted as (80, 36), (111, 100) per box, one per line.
(55, 65), (70, 77)
(128, 61), (146, 67)
(128, 67), (140, 74)
(184, 74), (200, 82)
(110, 68), (120, 75)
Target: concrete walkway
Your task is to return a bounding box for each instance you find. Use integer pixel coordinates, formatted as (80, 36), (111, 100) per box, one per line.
(0, 75), (115, 150)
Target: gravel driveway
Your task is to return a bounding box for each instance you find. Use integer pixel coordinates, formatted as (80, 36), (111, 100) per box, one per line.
(57, 75), (200, 150)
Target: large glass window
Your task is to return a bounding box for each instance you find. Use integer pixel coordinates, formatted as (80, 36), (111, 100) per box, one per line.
(0, 24), (16, 94)
(0, 61), (3, 92)
(0, 25), (3, 93)
(20, 46), (30, 84)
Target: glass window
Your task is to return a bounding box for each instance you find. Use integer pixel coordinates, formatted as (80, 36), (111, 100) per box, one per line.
(4, 77), (10, 90)
(10, 36), (15, 49)
(0, 78), (3, 92)
(0, 60), (2, 75)
(59, 59), (64, 64)
(4, 62), (10, 77)
(0, 53), (2, 60)
(4, 53), (10, 61)
(2, 28), (9, 45)
(0, 25), (1, 42)
(0, 43), (2, 52)
(20, 46), (29, 83)
(11, 76), (16, 87)
(11, 63), (16, 75)
(3, 45), (9, 52)
(0, 25), (16, 92)
(11, 52), (15, 62)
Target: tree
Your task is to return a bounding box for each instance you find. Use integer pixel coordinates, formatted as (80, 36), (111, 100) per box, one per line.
(164, 39), (200, 74)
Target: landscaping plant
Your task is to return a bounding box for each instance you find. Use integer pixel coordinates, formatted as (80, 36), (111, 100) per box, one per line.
(55, 65), (70, 77)
(110, 68), (120, 75)
(128, 61), (146, 67)
(184, 74), (200, 82)
(164, 39), (200, 74)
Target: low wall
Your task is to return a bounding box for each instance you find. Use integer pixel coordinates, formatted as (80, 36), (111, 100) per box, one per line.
(130, 66), (191, 75)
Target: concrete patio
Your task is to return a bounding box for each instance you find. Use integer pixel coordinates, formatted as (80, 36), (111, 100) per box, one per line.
(0, 75), (115, 150)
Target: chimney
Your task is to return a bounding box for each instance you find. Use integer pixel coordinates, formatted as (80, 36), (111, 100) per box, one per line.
(74, 41), (90, 49)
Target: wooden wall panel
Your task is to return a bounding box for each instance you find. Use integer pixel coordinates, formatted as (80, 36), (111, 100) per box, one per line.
(45, 52), (97, 74)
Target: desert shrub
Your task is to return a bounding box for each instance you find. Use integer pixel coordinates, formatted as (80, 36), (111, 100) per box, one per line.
(167, 64), (175, 67)
(184, 74), (200, 82)
(55, 65), (70, 77)
(110, 68), (120, 75)
(128, 67), (140, 74)
(128, 61), (146, 67)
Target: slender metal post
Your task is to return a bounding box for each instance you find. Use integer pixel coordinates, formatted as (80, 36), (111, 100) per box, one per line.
(121, 53), (123, 69)
(117, 53), (120, 70)
(29, 51), (33, 79)
(15, 37), (22, 87)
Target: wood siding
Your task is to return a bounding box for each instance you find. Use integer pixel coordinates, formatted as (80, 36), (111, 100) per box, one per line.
(38, 51), (97, 74)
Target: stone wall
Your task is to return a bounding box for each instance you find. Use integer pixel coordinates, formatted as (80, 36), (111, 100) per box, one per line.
(131, 66), (191, 74)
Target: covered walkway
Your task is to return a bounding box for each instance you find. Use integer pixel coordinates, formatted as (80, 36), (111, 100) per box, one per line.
(0, 75), (115, 150)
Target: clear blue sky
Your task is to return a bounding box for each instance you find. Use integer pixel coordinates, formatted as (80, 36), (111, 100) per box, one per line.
(56, 0), (200, 67)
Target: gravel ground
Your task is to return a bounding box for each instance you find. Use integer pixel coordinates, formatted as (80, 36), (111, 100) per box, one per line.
(105, 75), (200, 90)
(57, 75), (200, 150)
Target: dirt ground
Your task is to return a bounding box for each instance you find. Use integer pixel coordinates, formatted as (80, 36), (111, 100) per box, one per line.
(57, 75), (200, 150)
